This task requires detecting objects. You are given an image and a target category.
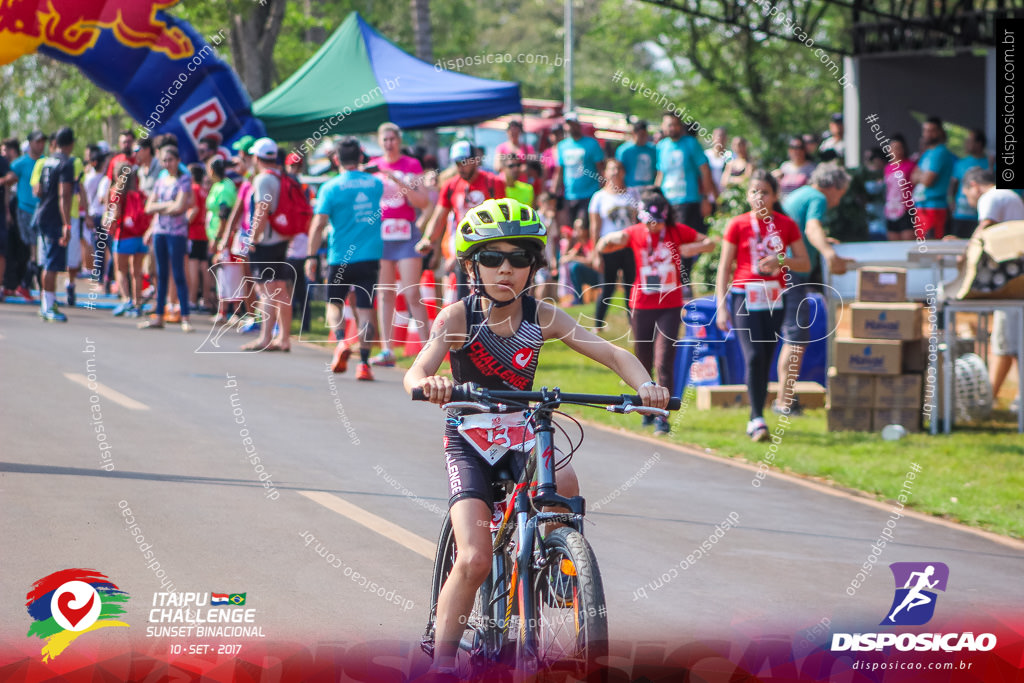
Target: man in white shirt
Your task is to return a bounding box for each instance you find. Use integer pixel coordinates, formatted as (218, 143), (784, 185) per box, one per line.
(964, 167), (1024, 409)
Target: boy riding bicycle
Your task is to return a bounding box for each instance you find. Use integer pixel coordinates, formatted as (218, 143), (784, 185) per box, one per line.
(403, 198), (670, 674)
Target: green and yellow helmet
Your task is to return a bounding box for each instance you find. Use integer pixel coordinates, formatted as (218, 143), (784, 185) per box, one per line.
(455, 198), (547, 260)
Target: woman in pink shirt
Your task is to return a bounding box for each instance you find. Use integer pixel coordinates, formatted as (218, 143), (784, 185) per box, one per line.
(369, 122), (432, 367)
(883, 134), (917, 241)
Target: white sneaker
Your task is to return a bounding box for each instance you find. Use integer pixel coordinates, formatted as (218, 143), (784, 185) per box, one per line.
(746, 417), (769, 442)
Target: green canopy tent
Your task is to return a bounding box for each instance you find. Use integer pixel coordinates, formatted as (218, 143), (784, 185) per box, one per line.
(253, 12), (522, 141)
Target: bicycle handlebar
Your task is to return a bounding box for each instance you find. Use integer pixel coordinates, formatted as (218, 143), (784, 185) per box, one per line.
(411, 384), (681, 411)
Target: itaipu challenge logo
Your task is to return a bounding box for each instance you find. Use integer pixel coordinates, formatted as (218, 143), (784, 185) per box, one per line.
(25, 569), (129, 661)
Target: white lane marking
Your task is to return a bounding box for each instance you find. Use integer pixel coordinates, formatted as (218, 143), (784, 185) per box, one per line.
(64, 373), (150, 411)
(298, 490), (435, 559)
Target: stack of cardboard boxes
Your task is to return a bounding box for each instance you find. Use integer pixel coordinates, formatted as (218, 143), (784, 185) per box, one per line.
(828, 267), (926, 432)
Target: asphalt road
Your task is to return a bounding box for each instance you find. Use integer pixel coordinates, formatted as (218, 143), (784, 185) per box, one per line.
(2, 302), (1023, 671)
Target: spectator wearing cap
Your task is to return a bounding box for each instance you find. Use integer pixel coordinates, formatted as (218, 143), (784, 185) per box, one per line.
(494, 120), (536, 174)
(307, 137), (385, 379)
(615, 120), (657, 189)
(231, 135), (257, 182)
(3, 131), (48, 299)
(418, 140), (505, 300)
(240, 137), (295, 351)
(818, 113), (845, 162)
(33, 127), (77, 322)
(553, 112), (605, 243)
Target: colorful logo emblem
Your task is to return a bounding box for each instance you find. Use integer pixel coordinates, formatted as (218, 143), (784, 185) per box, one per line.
(25, 569), (129, 661)
(882, 562), (949, 626)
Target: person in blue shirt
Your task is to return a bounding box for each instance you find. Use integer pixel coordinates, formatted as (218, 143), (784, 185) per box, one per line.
(949, 129), (990, 238)
(3, 131), (48, 290)
(553, 112), (605, 240)
(615, 120), (657, 188)
(654, 112), (715, 234)
(306, 137), (385, 381)
(911, 116), (957, 239)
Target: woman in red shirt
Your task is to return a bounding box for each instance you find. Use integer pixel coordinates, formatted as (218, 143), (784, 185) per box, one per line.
(596, 189), (713, 435)
(186, 163), (209, 313)
(715, 171), (810, 442)
(105, 163), (152, 318)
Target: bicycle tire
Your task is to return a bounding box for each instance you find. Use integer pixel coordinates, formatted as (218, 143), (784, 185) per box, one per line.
(516, 527), (608, 678)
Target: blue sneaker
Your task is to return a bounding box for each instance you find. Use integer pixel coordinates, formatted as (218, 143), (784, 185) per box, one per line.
(370, 350), (396, 367)
(239, 317), (262, 334)
(42, 306), (68, 323)
(125, 305), (142, 318)
(112, 300), (132, 316)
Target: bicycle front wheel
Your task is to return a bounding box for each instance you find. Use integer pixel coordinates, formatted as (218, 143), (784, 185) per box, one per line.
(518, 527), (608, 677)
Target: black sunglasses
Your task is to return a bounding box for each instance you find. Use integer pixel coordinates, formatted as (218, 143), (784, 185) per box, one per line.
(473, 249), (534, 269)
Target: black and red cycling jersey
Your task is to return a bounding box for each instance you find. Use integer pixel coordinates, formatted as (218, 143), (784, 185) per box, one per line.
(448, 294), (543, 391)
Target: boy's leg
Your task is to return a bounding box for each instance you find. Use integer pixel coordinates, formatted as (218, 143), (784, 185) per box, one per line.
(433, 497), (492, 669)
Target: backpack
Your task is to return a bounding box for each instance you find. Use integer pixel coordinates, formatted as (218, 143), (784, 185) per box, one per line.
(262, 170), (312, 237)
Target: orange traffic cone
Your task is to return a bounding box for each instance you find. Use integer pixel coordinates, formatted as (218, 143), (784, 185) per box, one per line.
(420, 269), (440, 320)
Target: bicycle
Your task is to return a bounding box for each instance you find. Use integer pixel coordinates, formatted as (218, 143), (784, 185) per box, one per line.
(413, 384), (679, 679)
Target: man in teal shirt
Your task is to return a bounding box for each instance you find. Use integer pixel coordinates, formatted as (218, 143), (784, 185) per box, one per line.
(950, 129), (989, 238)
(654, 112), (715, 233)
(776, 163), (851, 415)
(3, 131), (48, 291)
(554, 112), (605, 240)
(615, 120), (657, 188)
(306, 137), (384, 381)
(911, 117), (957, 239)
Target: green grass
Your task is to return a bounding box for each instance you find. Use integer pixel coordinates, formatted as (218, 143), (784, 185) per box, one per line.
(303, 298), (1024, 539)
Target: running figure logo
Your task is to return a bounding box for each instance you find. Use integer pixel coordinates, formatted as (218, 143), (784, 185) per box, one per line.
(882, 562), (949, 626)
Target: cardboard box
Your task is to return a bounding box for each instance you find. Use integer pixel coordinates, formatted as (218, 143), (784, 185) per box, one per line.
(873, 408), (922, 433)
(833, 338), (903, 375)
(875, 374), (923, 409)
(828, 408), (873, 432)
(857, 267), (907, 302)
(695, 382), (827, 411)
(827, 368), (876, 407)
(850, 303), (923, 341)
(901, 338), (929, 373)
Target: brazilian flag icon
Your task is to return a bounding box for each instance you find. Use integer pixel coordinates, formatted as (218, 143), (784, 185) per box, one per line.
(228, 593), (246, 605)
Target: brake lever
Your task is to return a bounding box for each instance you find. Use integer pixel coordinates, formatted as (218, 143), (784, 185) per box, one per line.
(442, 401), (511, 413)
(607, 404), (669, 417)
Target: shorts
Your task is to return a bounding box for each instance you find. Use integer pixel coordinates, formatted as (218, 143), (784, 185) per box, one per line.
(993, 309), (1022, 357)
(886, 214), (914, 234)
(249, 241), (295, 282)
(41, 231), (68, 272)
(914, 207), (947, 240)
(188, 239), (209, 261)
(17, 208), (38, 246)
(327, 259), (380, 309)
(381, 230), (423, 262)
(781, 277), (815, 345)
(565, 197), (592, 234)
(114, 237), (148, 255)
(672, 202), (706, 234)
(66, 219), (83, 270)
(443, 424), (528, 509)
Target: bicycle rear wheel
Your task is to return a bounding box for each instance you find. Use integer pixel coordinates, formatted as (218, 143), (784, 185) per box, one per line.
(517, 527), (608, 679)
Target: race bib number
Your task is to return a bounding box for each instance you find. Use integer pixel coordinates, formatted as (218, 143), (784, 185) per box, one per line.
(745, 280), (783, 312)
(382, 218), (412, 241)
(457, 413), (536, 465)
(639, 264), (674, 294)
